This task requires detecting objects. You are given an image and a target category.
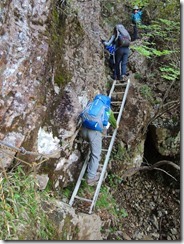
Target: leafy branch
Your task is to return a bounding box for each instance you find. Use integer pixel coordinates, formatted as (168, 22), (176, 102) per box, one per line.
(131, 17), (180, 82)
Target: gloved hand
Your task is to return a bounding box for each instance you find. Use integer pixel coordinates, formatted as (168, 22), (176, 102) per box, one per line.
(101, 39), (106, 45)
(102, 127), (108, 136)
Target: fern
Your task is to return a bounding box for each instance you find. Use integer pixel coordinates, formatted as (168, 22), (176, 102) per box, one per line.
(160, 65), (180, 81)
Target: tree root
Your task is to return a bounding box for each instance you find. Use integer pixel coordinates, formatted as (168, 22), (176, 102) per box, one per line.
(121, 160), (180, 179)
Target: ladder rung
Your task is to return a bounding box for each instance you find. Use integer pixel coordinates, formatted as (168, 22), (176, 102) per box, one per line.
(113, 112), (119, 114)
(101, 149), (108, 151)
(115, 82), (127, 87)
(75, 195), (92, 202)
(105, 135), (112, 138)
(105, 133), (113, 136)
(111, 101), (122, 104)
(112, 91), (125, 95)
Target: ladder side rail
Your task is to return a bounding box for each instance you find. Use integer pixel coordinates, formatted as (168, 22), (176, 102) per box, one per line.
(108, 80), (117, 98)
(89, 126), (118, 214)
(69, 150), (90, 206)
(89, 79), (131, 214)
(116, 79), (130, 125)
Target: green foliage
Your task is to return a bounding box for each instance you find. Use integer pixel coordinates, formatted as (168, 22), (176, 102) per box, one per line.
(119, 208), (128, 218)
(103, 1), (114, 12)
(159, 65), (180, 81)
(134, 73), (142, 80)
(96, 186), (113, 208)
(131, 43), (173, 58)
(153, 0), (180, 21)
(62, 187), (72, 199)
(64, 174), (128, 219)
(96, 186), (119, 216)
(106, 80), (113, 90)
(128, 0), (149, 8)
(139, 84), (154, 104)
(107, 173), (122, 188)
(78, 180), (95, 196)
(131, 16), (180, 83)
(112, 143), (131, 162)
(0, 166), (58, 240)
(131, 45), (152, 57)
(97, 176), (128, 220)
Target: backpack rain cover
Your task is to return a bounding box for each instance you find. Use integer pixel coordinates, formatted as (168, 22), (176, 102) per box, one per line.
(80, 94), (111, 132)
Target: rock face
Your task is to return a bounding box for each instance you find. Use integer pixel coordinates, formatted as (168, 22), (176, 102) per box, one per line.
(42, 201), (103, 240)
(149, 123), (180, 157)
(0, 0), (108, 171)
(0, 1), (117, 238)
(0, 0), (52, 167)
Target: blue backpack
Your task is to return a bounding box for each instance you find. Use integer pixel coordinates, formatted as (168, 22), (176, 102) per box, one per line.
(80, 94), (111, 132)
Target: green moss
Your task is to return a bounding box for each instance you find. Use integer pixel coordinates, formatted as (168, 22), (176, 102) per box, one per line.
(46, 3), (72, 88)
(60, 215), (79, 240)
(46, 2), (85, 88)
(139, 84), (155, 104)
(113, 143), (131, 162)
(134, 73), (142, 80)
(55, 72), (71, 87)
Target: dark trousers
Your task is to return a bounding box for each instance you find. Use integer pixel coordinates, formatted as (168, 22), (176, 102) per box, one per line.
(115, 47), (129, 80)
(109, 55), (115, 72)
(133, 24), (138, 40)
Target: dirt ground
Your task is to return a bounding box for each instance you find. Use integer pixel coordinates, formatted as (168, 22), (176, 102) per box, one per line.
(105, 170), (180, 240)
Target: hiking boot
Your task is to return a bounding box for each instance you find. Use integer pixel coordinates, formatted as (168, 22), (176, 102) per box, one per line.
(97, 165), (103, 173)
(120, 75), (128, 82)
(87, 173), (100, 186)
(110, 74), (117, 80)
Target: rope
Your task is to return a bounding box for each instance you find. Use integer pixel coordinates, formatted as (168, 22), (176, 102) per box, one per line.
(0, 140), (60, 170)
(0, 140), (60, 159)
(0, 124), (81, 169)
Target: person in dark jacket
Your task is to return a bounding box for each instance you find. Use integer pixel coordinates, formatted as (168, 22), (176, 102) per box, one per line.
(103, 24), (131, 82)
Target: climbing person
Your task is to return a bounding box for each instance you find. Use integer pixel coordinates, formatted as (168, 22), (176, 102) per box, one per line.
(131, 5), (143, 41)
(102, 24), (131, 82)
(79, 94), (117, 186)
